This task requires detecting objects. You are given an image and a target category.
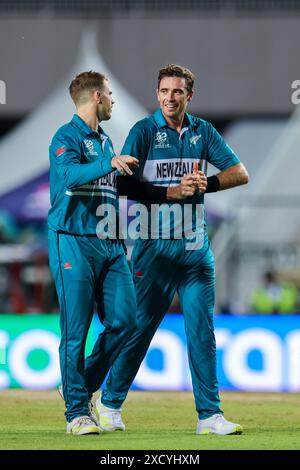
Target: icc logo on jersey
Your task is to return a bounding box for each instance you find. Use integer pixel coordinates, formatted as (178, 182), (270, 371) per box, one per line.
(154, 131), (170, 149)
(84, 139), (98, 156)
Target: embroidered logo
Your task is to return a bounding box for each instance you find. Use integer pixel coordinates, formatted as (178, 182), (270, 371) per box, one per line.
(136, 271), (143, 278)
(84, 139), (98, 156)
(56, 146), (66, 157)
(189, 135), (202, 145)
(63, 262), (72, 269)
(154, 131), (171, 149)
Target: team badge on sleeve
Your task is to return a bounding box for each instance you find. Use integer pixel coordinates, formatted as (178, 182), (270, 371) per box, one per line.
(63, 262), (72, 269)
(56, 146), (66, 157)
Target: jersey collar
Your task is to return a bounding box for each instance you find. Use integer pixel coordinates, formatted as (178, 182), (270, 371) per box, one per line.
(72, 114), (107, 138)
(153, 108), (195, 130)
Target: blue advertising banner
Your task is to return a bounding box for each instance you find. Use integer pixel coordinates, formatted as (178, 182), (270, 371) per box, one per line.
(1, 313), (300, 391)
(93, 313), (300, 393)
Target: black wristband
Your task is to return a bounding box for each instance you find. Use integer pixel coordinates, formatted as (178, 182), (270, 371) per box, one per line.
(117, 176), (168, 202)
(205, 175), (220, 193)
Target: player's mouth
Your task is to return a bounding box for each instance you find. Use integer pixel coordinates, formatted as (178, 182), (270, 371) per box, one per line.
(165, 103), (178, 111)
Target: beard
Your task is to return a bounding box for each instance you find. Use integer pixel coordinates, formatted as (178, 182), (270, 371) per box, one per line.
(97, 106), (111, 122)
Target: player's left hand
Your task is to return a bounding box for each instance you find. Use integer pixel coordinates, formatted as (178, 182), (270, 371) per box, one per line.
(193, 162), (207, 193)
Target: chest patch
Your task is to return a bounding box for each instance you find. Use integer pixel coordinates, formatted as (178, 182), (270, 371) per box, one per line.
(154, 131), (171, 149)
(84, 139), (98, 156)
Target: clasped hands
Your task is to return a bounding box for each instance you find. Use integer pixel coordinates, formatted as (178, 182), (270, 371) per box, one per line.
(111, 156), (206, 200)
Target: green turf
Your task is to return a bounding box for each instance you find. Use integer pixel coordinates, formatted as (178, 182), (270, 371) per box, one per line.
(0, 390), (300, 450)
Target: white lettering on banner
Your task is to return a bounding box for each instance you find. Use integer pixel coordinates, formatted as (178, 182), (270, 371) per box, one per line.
(8, 330), (60, 388)
(286, 330), (300, 391)
(2, 323), (300, 391)
(223, 329), (282, 391)
(134, 331), (184, 390)
(215, 329), (231, 349)
(0, 331), (10, 389)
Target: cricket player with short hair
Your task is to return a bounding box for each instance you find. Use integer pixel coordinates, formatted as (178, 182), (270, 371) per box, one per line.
(98, 64), (249, 435)
(48, 70), (203, 435)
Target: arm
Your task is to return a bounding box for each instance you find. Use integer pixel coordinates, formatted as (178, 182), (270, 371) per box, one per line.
(204, 123), (249, 193)
(51, 136), (113, 189)
(117, 174), (203, 201)
(215, 162), (249, 191)
(117, 176), (167, 201)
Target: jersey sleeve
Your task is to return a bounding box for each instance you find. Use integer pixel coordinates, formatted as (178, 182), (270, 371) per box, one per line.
(50, 134), (114, 189)
(121, 123), (149, 178)
(117, 176), (167, 202)
(206, 122), (240, 171)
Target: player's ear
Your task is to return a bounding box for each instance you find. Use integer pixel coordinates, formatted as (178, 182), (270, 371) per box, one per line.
(94, 90), (101, 104)
(187, 89), (194, 102)
(156, 88), (160, 102)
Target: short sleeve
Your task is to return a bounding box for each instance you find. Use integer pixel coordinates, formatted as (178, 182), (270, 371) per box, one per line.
(206, 122), (240, 171)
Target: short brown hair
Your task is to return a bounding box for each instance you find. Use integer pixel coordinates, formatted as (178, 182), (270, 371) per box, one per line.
(69, 71), (107, 105)
(158, 64), (195, 94)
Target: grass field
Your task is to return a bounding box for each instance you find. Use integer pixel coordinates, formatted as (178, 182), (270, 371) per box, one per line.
(1, 390), (300, 450)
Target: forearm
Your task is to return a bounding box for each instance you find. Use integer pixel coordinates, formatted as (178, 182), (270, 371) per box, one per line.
(167, 186), (184, 200)
(117, 176), (167, 202)
(64, 159), (114, 189)
(215, 163), (249, 191)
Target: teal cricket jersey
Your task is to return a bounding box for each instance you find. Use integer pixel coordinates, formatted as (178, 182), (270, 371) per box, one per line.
(121, 108), (240, 240)
(48, 114), (118, 236)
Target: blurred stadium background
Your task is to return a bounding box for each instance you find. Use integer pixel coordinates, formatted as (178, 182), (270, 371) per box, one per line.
(1, 0), (300, 395)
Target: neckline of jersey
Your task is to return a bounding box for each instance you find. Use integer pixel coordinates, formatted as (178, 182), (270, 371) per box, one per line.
(71, 114), (108, 139)
(153, 108), (196, 131)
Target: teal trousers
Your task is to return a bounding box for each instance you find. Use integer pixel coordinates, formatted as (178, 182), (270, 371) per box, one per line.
(48, 230), (137, 422)
(101, 237), (222, 419)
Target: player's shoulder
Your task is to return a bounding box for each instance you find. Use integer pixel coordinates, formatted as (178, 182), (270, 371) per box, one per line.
(189, 115), (213, 132)
(50, 121), (79, 147)
(189, 115), (220, 143)
(129, 115), (156, 134)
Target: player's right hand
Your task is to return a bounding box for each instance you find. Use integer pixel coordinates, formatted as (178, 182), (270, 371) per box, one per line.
(111, 155), (139, 176)
(167, 174), (199, 200)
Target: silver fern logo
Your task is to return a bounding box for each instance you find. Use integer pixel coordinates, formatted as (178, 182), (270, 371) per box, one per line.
(190, 135), (202, 145)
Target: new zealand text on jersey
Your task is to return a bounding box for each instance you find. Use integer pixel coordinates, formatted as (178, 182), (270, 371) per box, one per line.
(90, 171), (117, 189)
(156, 160), (194, 179)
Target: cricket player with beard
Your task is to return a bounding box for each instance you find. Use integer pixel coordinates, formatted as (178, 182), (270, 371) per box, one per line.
(98, 64), (249, 435)
(48, 71), (203, 435)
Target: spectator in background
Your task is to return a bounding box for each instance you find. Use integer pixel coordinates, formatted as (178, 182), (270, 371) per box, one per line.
(250, 270), (299, 314)
(0, 265), (10, 312)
